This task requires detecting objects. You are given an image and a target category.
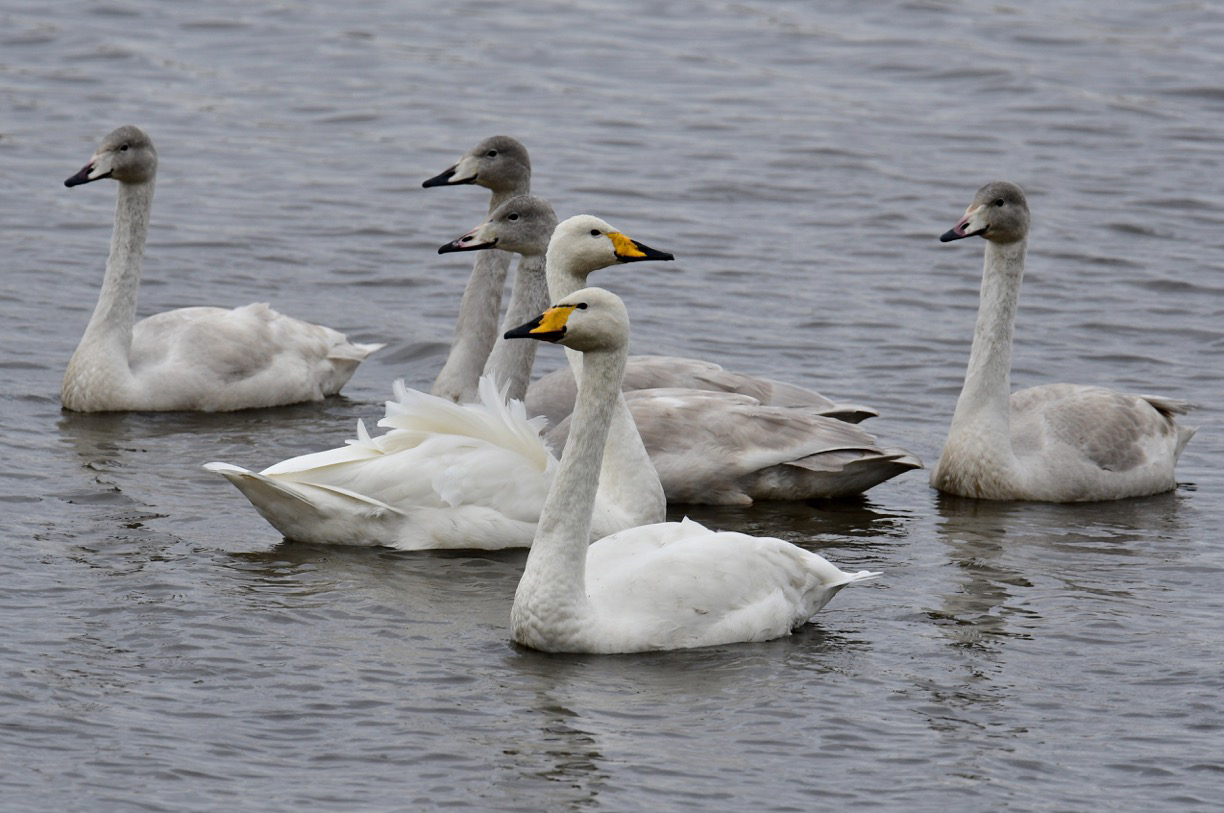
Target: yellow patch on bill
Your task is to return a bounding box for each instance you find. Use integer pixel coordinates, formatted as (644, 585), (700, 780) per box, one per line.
(608, 231), (646, 259)
(532, 305), (577, 334)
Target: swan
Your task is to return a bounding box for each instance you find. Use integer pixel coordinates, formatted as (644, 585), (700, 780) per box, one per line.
(545, 388), (922, 504)
(204, 215), (672, 549)
(61, 125), (383, 412)
(454, 213), (921, 505)
(438, 195), (556, 401)
(423, 135), (533, 403)
(502, 287), (879, 653)
(526, 356), (879, 427)
(932, 180), (1196, 502)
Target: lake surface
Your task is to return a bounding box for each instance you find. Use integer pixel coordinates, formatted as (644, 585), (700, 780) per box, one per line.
(2, 1), (1222, 810)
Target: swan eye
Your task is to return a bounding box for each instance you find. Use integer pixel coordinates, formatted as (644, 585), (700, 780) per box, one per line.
(120, 144), (130, 152)
(590, 229), (601, 237)
(575, 302), (588, 310)
(508, 213), (520, 221)
(994, 198), (1005, 207)
(486, 149), (498, 158)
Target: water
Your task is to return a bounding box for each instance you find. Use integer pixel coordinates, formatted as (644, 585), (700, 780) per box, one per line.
(3, 0), (1223, 810)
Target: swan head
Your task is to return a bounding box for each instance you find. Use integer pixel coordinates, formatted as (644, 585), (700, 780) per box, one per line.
(421, 135), (531, 194)
(64, 125), (157, 187)
(940, 180), (1029, 245)
(437, 195), (558, 257)
(504, 287), (630, 353)
(545, 215), (675, 285)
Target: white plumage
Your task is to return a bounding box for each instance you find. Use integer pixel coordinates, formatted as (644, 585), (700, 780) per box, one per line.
(504, 287), (878, 654)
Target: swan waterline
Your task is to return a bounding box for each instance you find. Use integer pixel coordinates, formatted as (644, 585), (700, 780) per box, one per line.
(423, 135), (532, 403)
(932, 180), (1196, 502)
(61, 125), (382, 412)
(502, 288), (879, 654)
(204, 215), (672, 549)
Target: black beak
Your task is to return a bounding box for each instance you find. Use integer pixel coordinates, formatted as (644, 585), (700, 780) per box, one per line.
(65, 163), (104, 187)
(617, 241), (675, 263)
(504, 313), (564, 343)
(422, 166), (473, 188)
(438, 236), (497, 254)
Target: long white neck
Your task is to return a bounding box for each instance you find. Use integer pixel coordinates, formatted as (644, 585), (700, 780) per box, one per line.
(431, 185), (528, 403)
(482, 252), (548, 401)
(63, 179), (153, 406)
(545, 251), (666, 527)
(513, 343), (625, 644)
(949, 238), (1027, 450)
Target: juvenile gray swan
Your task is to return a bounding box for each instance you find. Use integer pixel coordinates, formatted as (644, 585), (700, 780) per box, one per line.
(423, 135), (533, 402)
(61, 125), (382, 412)
(932, 180), (1196, 502)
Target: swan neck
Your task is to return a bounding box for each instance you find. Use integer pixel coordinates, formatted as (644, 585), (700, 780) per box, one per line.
(952, 238), (1027, 435)
(483, 253), (548, 401)
(519, 345), (626, 621)
(80, 179), (155, 359)
(431, 248), (512, 402)
(545, 245), (588, 302)
(488, 181), (529, 212)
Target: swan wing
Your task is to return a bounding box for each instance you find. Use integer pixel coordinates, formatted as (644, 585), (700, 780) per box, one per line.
(550, 388), (920, 504)
(526, 354), (876, 426)
(129, 304), (382, 409)
(586, 518), (878, 650)
(1012, 384), (1194, 473)
(208, 377), (556, 548)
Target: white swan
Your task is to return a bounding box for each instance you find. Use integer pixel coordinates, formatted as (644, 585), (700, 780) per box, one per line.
(502, 287), (879, 653)
(423, 135), (533, 403)
(61, 125), (383, 412)
(457, 213), (921, 505)
(932, 180), (1196, 502)
(204, 215), (672, 549)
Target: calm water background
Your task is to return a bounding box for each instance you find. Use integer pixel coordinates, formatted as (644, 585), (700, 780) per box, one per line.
(2, 1), (1222, 810)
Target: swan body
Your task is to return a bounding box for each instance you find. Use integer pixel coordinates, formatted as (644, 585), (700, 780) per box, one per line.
(932, 180), (1195, 502)
(206, 216), (672, 548)
(61, 125), (382, 412)
(527, 356), (878, 427)
(503, 288), (878, 654)
(547, 387), (921, 504)
(424, 135), (532, 403)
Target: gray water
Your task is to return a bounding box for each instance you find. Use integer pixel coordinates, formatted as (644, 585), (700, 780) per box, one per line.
(3, 1), (1223, 810)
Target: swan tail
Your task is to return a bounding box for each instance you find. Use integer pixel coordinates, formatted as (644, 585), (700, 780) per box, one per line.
(203, 461), (404, 545)
(379, 376), (553, 468)
(832, 569), (882, 587)
(329, 341), (386, 362)
(1139, 394), (1196, 417)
